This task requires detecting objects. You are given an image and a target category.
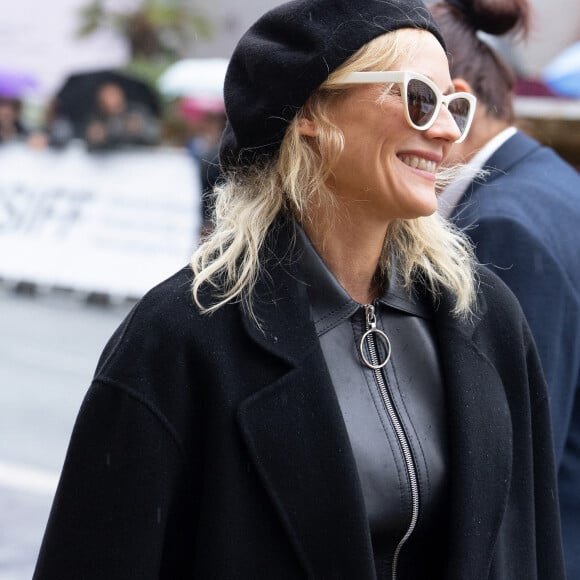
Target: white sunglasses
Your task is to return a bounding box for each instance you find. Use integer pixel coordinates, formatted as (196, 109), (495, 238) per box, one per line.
(336, 70), (476, 144)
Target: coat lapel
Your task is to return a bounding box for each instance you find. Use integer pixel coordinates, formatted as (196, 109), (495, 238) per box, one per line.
(434, 291), (513, 579)
(237, 221), (375, 579)
(237, 357), (375, 579)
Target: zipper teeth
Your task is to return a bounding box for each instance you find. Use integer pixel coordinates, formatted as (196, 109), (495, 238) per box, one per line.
(365, 305), (419, 580)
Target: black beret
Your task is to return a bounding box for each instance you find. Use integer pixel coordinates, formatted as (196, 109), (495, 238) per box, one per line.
(219, 0), (445, 170)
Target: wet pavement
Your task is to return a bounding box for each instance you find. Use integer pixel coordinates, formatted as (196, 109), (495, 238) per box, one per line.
(0, 285), (134, 579)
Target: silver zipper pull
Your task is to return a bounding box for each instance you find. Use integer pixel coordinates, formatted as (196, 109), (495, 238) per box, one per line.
(359, 303), (392, 370)
(365, 303), (377, 329)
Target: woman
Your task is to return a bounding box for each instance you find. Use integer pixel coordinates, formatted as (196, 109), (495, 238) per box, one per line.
(33, 0), (564, 578)
(431, 0), (580, 577)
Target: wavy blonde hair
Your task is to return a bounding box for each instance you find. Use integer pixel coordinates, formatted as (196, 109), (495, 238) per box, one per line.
(191, 29), (477, 320)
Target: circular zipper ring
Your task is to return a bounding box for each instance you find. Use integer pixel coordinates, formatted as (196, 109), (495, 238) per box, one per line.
(359, 328), (392, 370)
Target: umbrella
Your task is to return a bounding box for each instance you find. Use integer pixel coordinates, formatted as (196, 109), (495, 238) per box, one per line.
(0, 69), (38, 99)
(178, 96), (225, 123)
(53, 69), (161, 133)
(542, 42), (580, 98)
(157, 58), (229, 100)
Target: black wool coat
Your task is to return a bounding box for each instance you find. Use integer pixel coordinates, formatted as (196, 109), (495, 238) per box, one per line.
(34, 224), (564, 580)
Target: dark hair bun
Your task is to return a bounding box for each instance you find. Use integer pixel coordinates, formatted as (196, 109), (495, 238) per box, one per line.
(446, 0), (530, 37)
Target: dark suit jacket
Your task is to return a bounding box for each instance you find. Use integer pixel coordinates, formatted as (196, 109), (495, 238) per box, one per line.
(451, 130), (580, 578)
(34, 221), (564, 579)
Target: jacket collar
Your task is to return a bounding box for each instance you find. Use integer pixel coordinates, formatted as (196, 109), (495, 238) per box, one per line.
(459, 131), (541, 199)
(293, 224), (431, 337)
(238, 219), (512, 578)
(450, 130), (542, 223)
(481, 130), (541, 180)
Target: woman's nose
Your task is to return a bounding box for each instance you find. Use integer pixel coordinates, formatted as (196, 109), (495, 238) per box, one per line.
(426, 104), (461, 143)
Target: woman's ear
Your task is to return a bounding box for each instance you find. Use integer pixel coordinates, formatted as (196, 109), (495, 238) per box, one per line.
(297, 118), (318, 137)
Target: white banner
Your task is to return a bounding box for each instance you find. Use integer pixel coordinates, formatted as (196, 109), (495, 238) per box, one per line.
(0, 142), (200, 298)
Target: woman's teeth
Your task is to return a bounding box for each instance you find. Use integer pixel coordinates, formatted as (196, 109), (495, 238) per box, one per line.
(399, 155), (436, 173)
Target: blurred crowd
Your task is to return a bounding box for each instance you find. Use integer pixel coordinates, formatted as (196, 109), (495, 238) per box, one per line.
(1, 66), (225, 148)
(0, 62), (228, 233)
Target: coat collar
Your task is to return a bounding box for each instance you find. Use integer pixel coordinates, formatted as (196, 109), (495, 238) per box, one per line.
(461, 131), (541, 199)
(239, 218), (318, 366)
(450, 130), (542, 224)
(481, 130), (541, 181)
(238, 220), (512, 578)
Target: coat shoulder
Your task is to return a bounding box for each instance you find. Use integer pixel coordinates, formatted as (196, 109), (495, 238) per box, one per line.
(92, 266), (221, 389)
(472, 264), (529, 336)
(133, 265), (198, 324)
(475, 263), (521, 306)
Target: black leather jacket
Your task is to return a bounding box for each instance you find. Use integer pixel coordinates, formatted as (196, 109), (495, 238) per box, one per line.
(297, 227), (449, 578)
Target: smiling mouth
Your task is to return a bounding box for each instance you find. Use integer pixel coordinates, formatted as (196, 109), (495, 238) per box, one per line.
(398, 155), (437, 174)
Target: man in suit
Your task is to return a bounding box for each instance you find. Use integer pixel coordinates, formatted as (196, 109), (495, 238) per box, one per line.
(430, 2), (580, 577)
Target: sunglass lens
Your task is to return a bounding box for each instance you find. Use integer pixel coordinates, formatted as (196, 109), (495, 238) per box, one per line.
(407, 79), (437, 127)
(448, 97), (471, 134)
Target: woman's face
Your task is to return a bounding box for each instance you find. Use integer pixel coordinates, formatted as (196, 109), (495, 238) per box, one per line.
(322, 29), (460, 224)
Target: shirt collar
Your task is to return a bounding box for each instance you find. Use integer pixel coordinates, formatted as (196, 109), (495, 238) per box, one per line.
(295, 225), (431, 337)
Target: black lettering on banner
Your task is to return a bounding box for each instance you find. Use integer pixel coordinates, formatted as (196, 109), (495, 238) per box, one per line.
(0, 182), (93, 236)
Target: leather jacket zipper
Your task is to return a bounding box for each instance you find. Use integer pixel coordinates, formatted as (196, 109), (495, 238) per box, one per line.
(360, 303), (419, 580)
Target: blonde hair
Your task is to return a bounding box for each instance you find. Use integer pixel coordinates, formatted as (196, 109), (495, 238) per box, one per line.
(191, 30), (477, 320)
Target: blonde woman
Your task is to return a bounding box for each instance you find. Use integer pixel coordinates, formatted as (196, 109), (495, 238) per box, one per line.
(34, 0), (564, 578)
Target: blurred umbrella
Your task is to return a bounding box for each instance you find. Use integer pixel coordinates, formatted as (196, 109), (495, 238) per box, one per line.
(157, 58), (228, 100)
(0, 69), (38, 99)
(178, 96), (225, 123)
(514, 77), (558, 98)
(53, 69), (161, 130)
(543, 42), (580, 98)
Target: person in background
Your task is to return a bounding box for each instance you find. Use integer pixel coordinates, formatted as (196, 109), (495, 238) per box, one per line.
(0, 70), (36, 144)
(430, 0), (580, 576)
(82, 81), (160, 151)
(33, 0), (564, 578)
(178, 96), (226, 234)
(0, 96), (27, 144)
(0, 93), (46, 149)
